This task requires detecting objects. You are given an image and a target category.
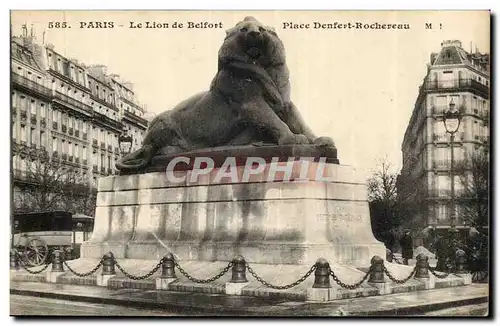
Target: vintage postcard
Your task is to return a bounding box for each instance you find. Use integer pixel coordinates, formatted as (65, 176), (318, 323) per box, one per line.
(9, 10), (490, 317)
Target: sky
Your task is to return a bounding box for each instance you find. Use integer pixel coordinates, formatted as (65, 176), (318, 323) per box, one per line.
(10, 10), (490, 178)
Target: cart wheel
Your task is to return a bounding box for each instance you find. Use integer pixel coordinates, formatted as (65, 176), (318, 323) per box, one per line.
(23, 237), (49, 266)
(472, 270), (488, 283)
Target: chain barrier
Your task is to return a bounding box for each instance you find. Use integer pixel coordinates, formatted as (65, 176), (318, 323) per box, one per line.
(246, 263), (316, 290)
(174, 260), (233, 284)
(63, 258), (104, 277)
(18, 259), (51, 274)
(383, 265), (417, 284)
(114, 258), (165, 280)
(329, 266), (371, 289)
(428, 266), (451, 279)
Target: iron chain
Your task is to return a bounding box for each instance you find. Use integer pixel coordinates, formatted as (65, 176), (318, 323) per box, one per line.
(174, 260), (233, 284)
(114, 258), (164, 280)
(63, 258), (104, 277)
(18, 260), (51, 274)
(428, 266), (451, 279)
(329, 267), (371, 289)
(246, 263), (316, 290)
(383, 265), (417, 284)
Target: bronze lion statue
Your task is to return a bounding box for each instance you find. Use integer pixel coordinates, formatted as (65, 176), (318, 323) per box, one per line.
(117, 16), (335, 172)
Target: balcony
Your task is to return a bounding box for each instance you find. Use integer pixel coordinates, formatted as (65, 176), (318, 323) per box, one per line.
(83, 159), (88, 165)
(69, 128), (74, 136)
(93, 165), (98, 173)
(114, 147), (119, 155)
(40, 118), (46, 128)
(62, 153), (67, 161)
(92, 111), (123, 132)
(432, 105), (466, 116)
(52, 121), (58, 130)
(424, 78), (489, 99)
(75, 130), (80, 137)
(75, 157), (80, 164)
(62, 124), (67, 133)
(433, 132), (465, 143)
(124, 110), (148, 129)
(107, 168), (113, 175)
(68, 155), (74, 162)
(53, 91), (93, 115)
(92, 139), (98, 147)
(100, 142), (106, 150)
(83, 133), (88, 140)
(100, 166), (106, 174)
(11, 73), (53, 100)
(20, 111), (27, 124)
(107, 145), (113, 151)
(30, 116), (37, 125)
(52, 151), (58, 157)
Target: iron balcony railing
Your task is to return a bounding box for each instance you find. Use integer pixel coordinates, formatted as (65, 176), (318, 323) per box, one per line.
(52, 121), (58, 130)
(424, 78), (489, 99)
(11, 73), (53, 98)
(62, 125), (67, 133)
(83, 133), (88, 140)
(75, 130), (80, 137)
(53, 91), (93, 114)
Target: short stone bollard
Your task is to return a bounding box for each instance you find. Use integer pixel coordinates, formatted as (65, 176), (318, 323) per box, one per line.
(454, 249), (472, 285)
(414, 254), (429, 279)
(455, 249), (467, 273)
(156, 253), (178, 290)
(51, 250), (65, 272)
(306, 258), (332, 302)
(312, 258), (331, 288)
(97, 252), (116, 287)
(414, 253), (434, 289)
(101, 252), (116, 275)
(368, 256), (385, 283)
(46, 250), (66, 283)
(368, 255), (391, 295)
(226, 255), (249, 296)
(10, 249), (19, 270)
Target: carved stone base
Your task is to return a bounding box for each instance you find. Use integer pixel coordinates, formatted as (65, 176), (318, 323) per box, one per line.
(82, 160), (384, 266)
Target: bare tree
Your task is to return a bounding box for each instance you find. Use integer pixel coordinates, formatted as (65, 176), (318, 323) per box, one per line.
(367, 159), (401, 249)
(455, 146), (489, 229)
(12, 144), (96, 216)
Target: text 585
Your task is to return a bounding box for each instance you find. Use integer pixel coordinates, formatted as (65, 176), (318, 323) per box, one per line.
(48, 22), (69, 28)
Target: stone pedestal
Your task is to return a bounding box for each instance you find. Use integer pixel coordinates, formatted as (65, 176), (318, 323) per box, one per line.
(81, 158), (384, 266)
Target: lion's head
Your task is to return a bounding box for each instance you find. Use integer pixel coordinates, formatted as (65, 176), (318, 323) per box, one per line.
(219, 17), (286, 68)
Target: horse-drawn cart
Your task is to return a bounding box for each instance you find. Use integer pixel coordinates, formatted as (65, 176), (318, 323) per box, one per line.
(11, 211), (94, 266)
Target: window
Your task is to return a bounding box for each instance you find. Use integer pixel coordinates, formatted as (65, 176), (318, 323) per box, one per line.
(62, 140), (66, 154)
(75, 144), (79, 158)
(52, 137), (57, 152)
(30, 100), (36, 115)
(100, 154), (105, 167)
(107, 155), (111, 169)
(40, 104), (46, 118)
(52, 109), (58, 122)
(436, 175), (450, 196)
(12, 121), (16, 140)
(69, 142), (73, 156)
(82, 146), (87, 160)
(40, 131), (45, 148)
(30, 128), (35, 145)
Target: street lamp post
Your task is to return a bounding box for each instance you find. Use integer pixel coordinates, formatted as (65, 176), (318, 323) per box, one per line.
(443, 99), (461, 244)
(118, 128), (133, 157)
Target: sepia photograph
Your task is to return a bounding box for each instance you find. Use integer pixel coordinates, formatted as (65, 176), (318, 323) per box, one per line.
(8, 9), (490, 317)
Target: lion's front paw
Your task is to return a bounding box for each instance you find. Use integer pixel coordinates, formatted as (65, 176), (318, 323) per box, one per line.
(279, 134), (311, 145)
(313, 136), (335, 147)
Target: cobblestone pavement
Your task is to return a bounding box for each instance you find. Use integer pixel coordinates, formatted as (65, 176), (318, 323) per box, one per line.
(10, 294), (201, 316)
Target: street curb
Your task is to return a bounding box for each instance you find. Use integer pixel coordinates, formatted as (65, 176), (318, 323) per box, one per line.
(10, 285), (490, 316)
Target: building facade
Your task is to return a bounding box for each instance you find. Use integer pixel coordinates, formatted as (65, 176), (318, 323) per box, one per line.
(399, 40), (490, 240)
(11, 28), (150, 213)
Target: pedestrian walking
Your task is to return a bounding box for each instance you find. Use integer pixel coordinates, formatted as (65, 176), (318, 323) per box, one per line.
(400, 230), (413, 265)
